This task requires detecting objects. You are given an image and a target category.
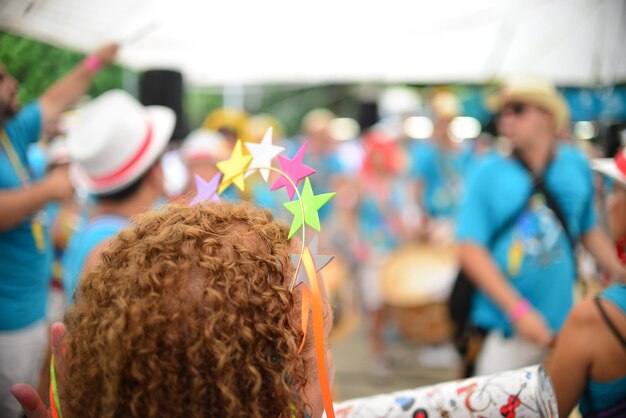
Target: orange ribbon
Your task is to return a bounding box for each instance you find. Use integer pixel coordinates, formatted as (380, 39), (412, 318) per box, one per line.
(302, 248), (334, 418)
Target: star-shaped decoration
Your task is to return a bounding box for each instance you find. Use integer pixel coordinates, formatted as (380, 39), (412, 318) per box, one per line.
(270, 141), (316, 200)
(190, 173), (222, 205)
(216, 140), (253, 193)
(283, 177), (335, 239)
(244, 127), (285, 182)
(291, 235), (334, 288)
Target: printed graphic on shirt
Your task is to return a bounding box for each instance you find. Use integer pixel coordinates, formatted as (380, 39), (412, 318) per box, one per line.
(507, 193), (564, 277)
(431, 158), (463, 215)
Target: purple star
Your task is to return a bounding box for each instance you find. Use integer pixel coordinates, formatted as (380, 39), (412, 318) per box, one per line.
(270, 142), (316, 200)
(190, 173), (222, 205)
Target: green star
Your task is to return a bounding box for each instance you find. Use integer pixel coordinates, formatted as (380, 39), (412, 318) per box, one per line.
(284, 178), (335, 239)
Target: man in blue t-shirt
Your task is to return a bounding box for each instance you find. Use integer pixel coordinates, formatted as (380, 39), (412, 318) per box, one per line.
(298, 109), (346, 221)
(409, 93), (476, 236)
(409, 140), (474, 219)
(0, 44), (118, 418)
(456, 77), (626, 376)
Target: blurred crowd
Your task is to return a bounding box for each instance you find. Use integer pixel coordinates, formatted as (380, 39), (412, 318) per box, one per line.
(2, 42), (626, 418)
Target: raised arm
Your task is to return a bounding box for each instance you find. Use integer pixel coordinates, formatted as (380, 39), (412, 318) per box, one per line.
(39, 43), (118, 133)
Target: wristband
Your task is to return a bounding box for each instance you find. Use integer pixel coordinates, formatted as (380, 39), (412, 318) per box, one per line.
(509, 299), (531, 323)
(84, 55), (102, 73)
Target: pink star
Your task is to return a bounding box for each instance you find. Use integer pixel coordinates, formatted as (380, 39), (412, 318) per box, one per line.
(190, 173), (222, 205)
(270, 142), (316, 200)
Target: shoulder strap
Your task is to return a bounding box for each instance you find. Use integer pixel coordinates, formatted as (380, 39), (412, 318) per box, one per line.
(0, 129), (31, 186)
(486, 153), (541, 248)
(487, 187), (534, 248)
(535, 179), (576, 249)
(595, 297), (626, 352)
(512, 149), (576, 249)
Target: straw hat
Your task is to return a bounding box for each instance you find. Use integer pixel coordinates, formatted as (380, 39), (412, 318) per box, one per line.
(430, 91), (461, 120)
(486, 76), (570, 131)
(67, 90), (175, 194)
(592, 148), (626, 188)
(202, 108), (250, 140)
(248, 114), (284, 143)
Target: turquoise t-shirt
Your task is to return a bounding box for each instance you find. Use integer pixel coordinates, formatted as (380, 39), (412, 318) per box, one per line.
(579, 285), (626, 415)
(409, 141), (475, 219)
(305, 151), (345, 222)
(0, 102), (52, 331)
(456, 144), (597, 336)
(359, 179), (406, 252)
(62, 215), (128, 305)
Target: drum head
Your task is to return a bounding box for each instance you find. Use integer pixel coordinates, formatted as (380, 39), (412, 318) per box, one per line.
(380, 244), (459, 307)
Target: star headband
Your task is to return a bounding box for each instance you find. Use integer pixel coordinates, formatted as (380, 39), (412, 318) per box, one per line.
(191, 126), (336, 417)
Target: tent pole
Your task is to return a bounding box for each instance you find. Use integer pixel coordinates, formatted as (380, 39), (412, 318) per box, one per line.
(223, 84), (245, 110)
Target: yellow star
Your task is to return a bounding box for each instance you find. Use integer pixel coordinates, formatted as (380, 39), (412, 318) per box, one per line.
(216, 140), (252, 193)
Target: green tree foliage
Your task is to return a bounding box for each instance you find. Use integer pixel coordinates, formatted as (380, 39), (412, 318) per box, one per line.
(0, 32), (125, 105)
(0, 33), (361, 137)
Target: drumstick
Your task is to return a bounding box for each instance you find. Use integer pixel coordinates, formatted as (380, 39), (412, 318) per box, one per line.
(121, 21), (159, 45)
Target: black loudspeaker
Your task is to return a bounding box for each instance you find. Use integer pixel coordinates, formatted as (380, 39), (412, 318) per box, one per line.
(139, 70), (189, 142)
(605, 122), (626, 158)
(358, 101), (379, 132)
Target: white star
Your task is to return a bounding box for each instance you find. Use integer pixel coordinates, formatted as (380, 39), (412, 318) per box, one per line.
(244, 127), (285, 182)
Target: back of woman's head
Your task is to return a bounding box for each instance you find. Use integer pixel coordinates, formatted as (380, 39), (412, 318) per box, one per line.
(62, 203), (307, 418)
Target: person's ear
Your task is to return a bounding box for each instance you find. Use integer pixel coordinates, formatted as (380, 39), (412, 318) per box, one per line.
(542, 110), (558, 135)
(148, 162), (165, 193)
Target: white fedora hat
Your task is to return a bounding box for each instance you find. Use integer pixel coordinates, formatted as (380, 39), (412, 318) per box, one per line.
(67, 90), (175, 194)
(592, 148), (626, 188)
(180, 129), (230, 162)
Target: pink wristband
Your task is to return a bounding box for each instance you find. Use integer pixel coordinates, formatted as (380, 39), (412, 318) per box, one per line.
(84, 55), (102, 73)
(509, 299), (531, 323)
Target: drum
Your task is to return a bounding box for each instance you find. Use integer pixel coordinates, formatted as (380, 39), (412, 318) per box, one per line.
(380, 244), (459, 344)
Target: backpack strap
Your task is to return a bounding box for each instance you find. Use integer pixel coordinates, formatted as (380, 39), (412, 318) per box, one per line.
(511, 149), (576, 249)
(595, 297), (626, 352)
(485, 154), (544, 249)
(535, 177), (577, 249)
(512, 149), (585, 293)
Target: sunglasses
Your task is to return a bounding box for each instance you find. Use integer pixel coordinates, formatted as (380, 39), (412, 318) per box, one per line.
(501, 102), (528, 117)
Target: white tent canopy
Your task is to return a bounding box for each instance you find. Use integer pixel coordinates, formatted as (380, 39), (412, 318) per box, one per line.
(1, 0), (625, 86)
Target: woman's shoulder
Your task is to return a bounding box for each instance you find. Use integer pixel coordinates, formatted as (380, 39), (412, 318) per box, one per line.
(568, 288), (626, 340)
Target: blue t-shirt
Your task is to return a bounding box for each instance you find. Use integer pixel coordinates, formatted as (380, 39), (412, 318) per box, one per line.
(62, 215), (128, 305)
(359, 179), (405, 252)
(0, 102), (51, 331)
(456, 144), (597, 335)
(409, 141), (475, 219)
(306, 152), (344, 222)
(579, 285), (626, 415)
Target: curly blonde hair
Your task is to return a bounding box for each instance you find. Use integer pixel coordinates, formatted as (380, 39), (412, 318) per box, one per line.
(61, 203), (308, 418)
